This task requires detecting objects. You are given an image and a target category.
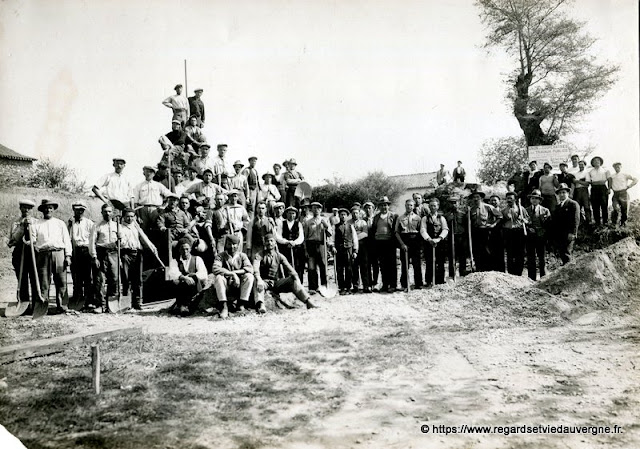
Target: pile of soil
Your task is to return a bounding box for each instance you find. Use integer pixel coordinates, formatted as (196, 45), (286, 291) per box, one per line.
(537, 237), (640, 320)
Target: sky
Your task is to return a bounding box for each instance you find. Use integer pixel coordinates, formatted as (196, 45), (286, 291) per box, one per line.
(0, 0), (637, 190)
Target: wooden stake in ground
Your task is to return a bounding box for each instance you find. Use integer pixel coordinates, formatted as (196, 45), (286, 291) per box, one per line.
(91, 344), (101, 395)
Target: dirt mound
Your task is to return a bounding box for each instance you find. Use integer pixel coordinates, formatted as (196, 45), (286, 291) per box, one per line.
(537, 237), (640, 319)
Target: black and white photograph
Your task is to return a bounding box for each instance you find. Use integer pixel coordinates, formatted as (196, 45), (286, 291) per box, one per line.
(0, 0), (638, 447)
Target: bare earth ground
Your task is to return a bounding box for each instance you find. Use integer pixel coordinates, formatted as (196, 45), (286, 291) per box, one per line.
(1, 240), (639, 449)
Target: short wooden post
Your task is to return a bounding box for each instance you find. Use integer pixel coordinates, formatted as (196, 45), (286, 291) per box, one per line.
(91, 344), (101, 395)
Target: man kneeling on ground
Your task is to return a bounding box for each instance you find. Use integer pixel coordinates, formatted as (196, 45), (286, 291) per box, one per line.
(169, 238), (207, 316)
(253, 233), (317, 314)
(212, 235), (254, 318)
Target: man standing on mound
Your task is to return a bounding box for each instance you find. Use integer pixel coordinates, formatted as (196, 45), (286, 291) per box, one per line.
(552, 183), (580, 265)
(253, 234), (317, 314)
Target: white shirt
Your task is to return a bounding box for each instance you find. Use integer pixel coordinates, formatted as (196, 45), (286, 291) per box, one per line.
(169, 255), (207, 282)
(214, 156), (234, 178)
(120, 222), (156, 251)
(134, 180), (173, 206)
(162, 94), (189, 112)
(69, 216), (95, 247)
(586, 167), (610, 183)
(610, 172), (636, 192)
(95, 172), (133, 204)
(32, 217), (72, 256)
(192, 155), (216, 176)
(276, 219), (304, 245)
(573, 169), (589, 187)
(567, 164), (581, 175)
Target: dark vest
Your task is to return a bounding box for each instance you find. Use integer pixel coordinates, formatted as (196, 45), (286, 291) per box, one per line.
(259, 251), (281, 280)
(334, 223), (354, 249)
(282, 221), (300, 240)
(425, 214), (444, 238)
(178, 256), (197, 275)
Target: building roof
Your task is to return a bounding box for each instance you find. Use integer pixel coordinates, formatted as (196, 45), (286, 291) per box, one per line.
(0, 143), (37, 162)
(389, 172), (437, 190)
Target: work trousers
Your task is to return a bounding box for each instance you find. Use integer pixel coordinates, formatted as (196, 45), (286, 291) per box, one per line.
(352, 239), (370, 290)
(367, 238), (380, 288)
(336, 247), (354, 290)
(424, 241), (446, 286)
(556, 233), (575, 265)
(254, 275), (308, 304)
(120, 249), (142, 303)
(448, 233), (468, 278)
(590, 185), (609, 225)
(137, 206), (159, 232)
(611, 190), (629, 226)
(278, 244), (306, 281)
(12, 244), (38, 304)
(573, 188), (592, 224)
(470, 228), (491, 272)
(35, 249), (67, 307)
(71, 245), (94, 305)
(504, 228), (526, 276)
(542, 194), (557, 214)
(375, 239), (397, 290)
(214, 273), (254, 303)
(96, 247), (118, 306)
(526, 232), (546, 280)
(306, 241), (327, 291)
(399, 234), (422, 288)
(174, 276), (203, 310)
(488, 227), (505, 272)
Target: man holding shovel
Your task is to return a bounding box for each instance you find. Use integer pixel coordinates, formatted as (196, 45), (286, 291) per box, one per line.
(420, 198), (449, 287)
(395, 198), (423, 292)
(8, 199), (38, 312)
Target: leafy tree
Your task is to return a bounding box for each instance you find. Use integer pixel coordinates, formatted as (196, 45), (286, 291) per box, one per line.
(312, 171), (406, 209)
(27, 158), (87, 193)
(477, 136), (528, 184)
(477, 0), (618, 146)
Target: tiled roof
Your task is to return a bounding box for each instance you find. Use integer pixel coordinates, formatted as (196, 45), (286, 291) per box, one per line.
(389, 172), (437, 189)
(0, 143), (37, 162)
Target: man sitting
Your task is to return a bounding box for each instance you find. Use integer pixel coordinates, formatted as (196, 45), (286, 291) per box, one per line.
(253, 233), (317, 314)
(212, 235), (254, 318)
(169, 238), (208, 316)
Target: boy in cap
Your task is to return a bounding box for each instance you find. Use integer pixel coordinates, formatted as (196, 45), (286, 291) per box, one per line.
(501, 191), (529, 276)
(253, 233), (317, 314)
(586, 156), (610, 226)
(276, 206), (306, 280)
(212, 234), (254, 318)
(395, 198), (423, 291)
(609, 162), (638, 227)
(188, 88), (205, 127)
(133, 165), (175, 231)
(162, 84), (189, 124)
(92, 158), (133, 210)
(525, 189), (551, 280)
(8, 199), (38, 308)
(349, 204), (371, 293)
(420, 198), (449, 286)
(68, 202), (96, 310)
(371, 196), (398, 293)
(28, 200), (72, 313)
(303, 202), (333, 294)
(552, 183), (580, 264)
(334, 208), (358, 294)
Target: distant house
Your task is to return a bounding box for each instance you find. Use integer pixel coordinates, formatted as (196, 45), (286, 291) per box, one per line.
(0, 143), (37, 183)
(388, 172), (437, 211)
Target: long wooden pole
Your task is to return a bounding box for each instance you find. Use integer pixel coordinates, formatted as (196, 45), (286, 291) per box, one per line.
(184, 59), (189, 116)
(91, 344), (101, 395)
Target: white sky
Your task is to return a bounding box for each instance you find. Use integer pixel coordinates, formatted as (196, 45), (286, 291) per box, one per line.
(0, 0), (637, 189)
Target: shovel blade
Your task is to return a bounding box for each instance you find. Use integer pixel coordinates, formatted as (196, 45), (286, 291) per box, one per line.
(32, 298), (48, 319)
(318, 285), (337, 299)
(68, 294), (85, 311)
(5, 301), (30, 317)
(108, 296), (121, 313)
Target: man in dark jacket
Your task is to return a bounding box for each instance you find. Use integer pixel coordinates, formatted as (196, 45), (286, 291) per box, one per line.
(188, 88), (205, 127)
(552, 183), (580, 264)
(371, 196), (397, 293)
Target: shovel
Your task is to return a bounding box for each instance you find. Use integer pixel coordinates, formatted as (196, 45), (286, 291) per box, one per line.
(317, 230), (337, 298)
(108, 217), (122, 313)
(404, 246), (411, 293)
(68, 253), (85, 311)
(432, 244), (436, 287)
(27, 226), (48, 319)
(5, 245), (30, 317)
(294, 181), (312, 201)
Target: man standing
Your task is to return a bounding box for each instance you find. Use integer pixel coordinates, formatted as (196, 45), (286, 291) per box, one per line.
(212, 144), (233, 185)
(91, 203), (119, 313)
(609, 162), (638, 227)
(188, 88), (205, 127)
(92, 158), (133, 211)
(228, 160), (250, 206)
(276, 206), (306, 281)
(212, 235), (254, 318)
(157, 194), (194, 255)
(395, 198), (423, 291)
(568, 154), (581, 175)
(552, 183), (580, 264)
(208, 193), (230, 254)
(253, 234), (317, 314)
(572, 160), (592, 225)
(334, 208), (358, 295)
(303, 202), (333, 294)
(68, 202), (96, 310)
(242, 156), (261, 212)
(133, 165), (174, 231)
(586, 156), (610, 227)
(525, 189), (551, 280)
(169, 238), (208, 316)
(371, 196), (397, 293)
(283, 158), (305, 207)
(162, 84), (189, 124)
(452, 161), (466, 184)
(420, 198), (449, 287)
(250, 202), (277, 258)
(191, 143), (215, 178)
(27, 200), (72, 314)
(538, 163), (559, 213)
(445, 195), (468, 278)
(349, 205), (371, 293)
(225, 189), (250, 249)
(508, 165), (528, 205)
(436, 164), (449, 185)
(469, 188), (501, 272)
(501, 191), (529, 276)
(557, 163), (576, 198)
(120, 208), (158, 310)
(273, 163), (287, 202)
(524, 161), (542, 200)
(8, 199), (38, 309)
(184, 169), (227, 204)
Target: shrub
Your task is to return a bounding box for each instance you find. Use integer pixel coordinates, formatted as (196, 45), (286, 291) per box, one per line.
(27, 158), (87, 194)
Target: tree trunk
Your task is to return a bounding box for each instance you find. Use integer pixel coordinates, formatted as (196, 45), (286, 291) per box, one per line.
(513, 73), (557, 147)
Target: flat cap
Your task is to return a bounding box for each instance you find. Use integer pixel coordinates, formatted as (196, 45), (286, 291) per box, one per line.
(143, 165), (157, 172)
(19, 199), (36, 208)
